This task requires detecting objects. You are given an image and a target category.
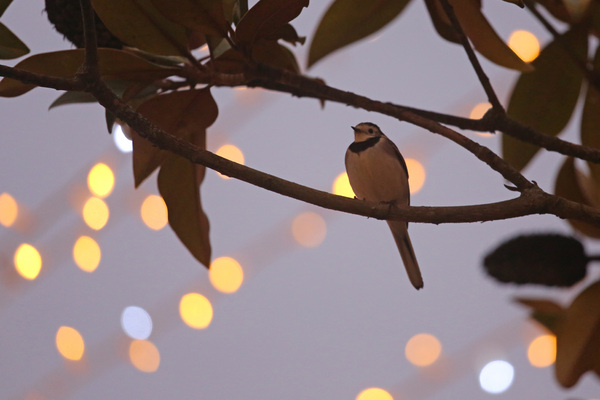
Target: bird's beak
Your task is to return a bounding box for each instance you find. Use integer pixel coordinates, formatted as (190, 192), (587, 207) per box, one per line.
(351, 126), (358, 132)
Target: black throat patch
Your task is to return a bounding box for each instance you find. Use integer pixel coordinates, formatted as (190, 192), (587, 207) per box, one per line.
(348, 136), (380, 153)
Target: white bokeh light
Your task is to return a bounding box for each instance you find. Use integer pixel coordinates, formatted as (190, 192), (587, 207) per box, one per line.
(479, 360), (515, 394)
(112, 124), (133, 153)
(121, 306), (153, 340)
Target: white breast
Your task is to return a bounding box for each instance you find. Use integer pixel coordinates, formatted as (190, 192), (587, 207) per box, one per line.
(345, 142), (409, 204)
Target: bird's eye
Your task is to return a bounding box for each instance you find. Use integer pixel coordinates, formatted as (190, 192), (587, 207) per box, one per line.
(368, 128), (373, 133)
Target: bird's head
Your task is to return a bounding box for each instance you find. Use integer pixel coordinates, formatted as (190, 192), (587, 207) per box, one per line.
(351, 122), (384, 142)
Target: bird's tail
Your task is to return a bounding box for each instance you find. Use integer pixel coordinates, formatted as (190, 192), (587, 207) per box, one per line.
(387, 221), (424, 290)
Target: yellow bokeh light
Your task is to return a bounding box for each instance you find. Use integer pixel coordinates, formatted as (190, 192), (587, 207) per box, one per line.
(209, 256), (244, 294)
(179, 293), (213, 329)
(216, 144), (245, 179)
(405, 158), (426, 194)
(129, 340), (160, 373)
(356, 387), (394, 400)
(405, 333), (442, 367)
(508, 30), (540, 63)
(291, 211), (327, 247)
(87, 163), (115, 198)
(332, 172), (355, 198)
(14, 243), (42, 280)
(56, 326), (85, 361)
(527, 334), (556, 368)
(470, 102), (492, 120)
(0, 192), (18, 227)
(140, 195), (168, 230)
(82, 197), (109, 230)
(73, 236), (101, 272)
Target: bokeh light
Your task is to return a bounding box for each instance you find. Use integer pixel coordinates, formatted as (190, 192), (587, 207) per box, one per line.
(140, 195), (168, 230)
(469, 102), (492, 120)
(332, 171), (355, 198)
(291, 211), (327, 247)
(56, 326), (85, 361)
(121, 306), (153, 340)
(179, 293), (213, 329)
(405, 158), (426, 194)
(508, 30), (540, 63)
(405, 333), (442, 367)
(527, 334), (556, 368)
(0, 192), (18, 227)
(112, 123), (133, 153)
(209, 256), (244, 294)
(73, 235), (101, 272)
(14, 243), (42, 280)
(129, 340), (160, 373)
(356, 387), (394, 400)
(469, 102), (495, 137)
(87, 163), (115, 198)
(479, 360), (515, 394)
(215, 144), (245, 179)
(82, 197), (109, 230)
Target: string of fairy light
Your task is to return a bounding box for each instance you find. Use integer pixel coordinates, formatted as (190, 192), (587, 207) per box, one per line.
(0, 30), (566, 400)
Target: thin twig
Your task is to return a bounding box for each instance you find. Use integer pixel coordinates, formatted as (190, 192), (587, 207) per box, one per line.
(439, 0), (504, 111)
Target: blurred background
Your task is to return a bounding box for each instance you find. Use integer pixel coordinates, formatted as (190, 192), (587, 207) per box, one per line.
(1, 1), (599, 399)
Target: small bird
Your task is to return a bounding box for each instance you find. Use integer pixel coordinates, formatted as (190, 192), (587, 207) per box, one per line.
(345, 122), (423, 289)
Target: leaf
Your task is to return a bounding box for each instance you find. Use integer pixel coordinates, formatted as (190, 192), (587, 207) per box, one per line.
(307, 0), (409, 68)
(555, 280), (600, 387)
(555, 157), (600, 238)
(92, 0), (188, 56)
(48, 80), (133, 109)
(132, 89), (218, 186)
(0, 0), (13, 17)
(502, 0), (524, 7)
(536, 0), (572, 22)
(0, 49), (177, 98)
(451, 0), (532, 72)
(581, 46), (600, 185)
(151, 0), (229, 37)
(504, 25), (587, 171)
(235, 0), (309, 46)
(158, 135), (211, 267)
(424, 0), (461, 43)
(252, 40), (299, 72)
(515, 297), (564, 333)
(0, 22), (28, 59)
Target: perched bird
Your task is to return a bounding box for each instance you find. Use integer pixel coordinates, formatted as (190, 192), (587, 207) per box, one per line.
(345, 122), (423, 289)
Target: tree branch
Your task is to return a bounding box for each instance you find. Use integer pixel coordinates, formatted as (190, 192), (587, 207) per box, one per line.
(439, 0), (504, 111)
(0, 0), (597, 229)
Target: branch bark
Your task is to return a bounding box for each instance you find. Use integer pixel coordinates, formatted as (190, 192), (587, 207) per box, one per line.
(0, 0), (596, 229)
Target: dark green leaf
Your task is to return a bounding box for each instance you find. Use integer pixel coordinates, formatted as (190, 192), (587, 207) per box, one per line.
(92, 0), (188, 55)
(49, 80), (132, 109)
(515, 297), (564, 333)
(424, 0), (460, 43)
(0, 22), (28, 59)
(452, 0), (532, 71)
(105, 109), (116, 133)
(581, 45), (600, 184)
(308, 0), (409, 68)
(132, 89), (218, 186)
(555, 157), (600, 238)
(158, 141), (211, 267)
(0, 49), (178, 97)
(151, 0), (229, 37)
(265, 23), (305, 46)
(555, 280), (600, 387)
(0, 0), (13, 17)
(504, 25), (587, 171)
(252, 40), (299, 72)
(235, 0), (308, 46)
